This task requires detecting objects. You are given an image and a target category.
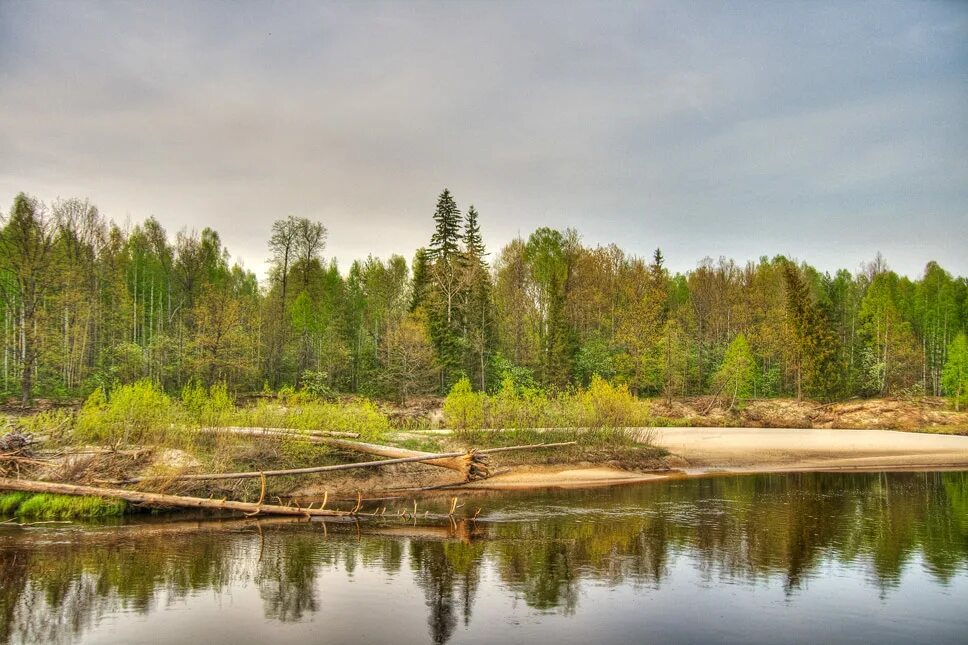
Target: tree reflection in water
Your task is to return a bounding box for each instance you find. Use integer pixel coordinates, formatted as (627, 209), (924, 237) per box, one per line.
(0, 472), (965, 644)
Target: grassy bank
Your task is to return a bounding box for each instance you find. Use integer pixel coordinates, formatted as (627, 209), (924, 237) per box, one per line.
(9, 377), (965, 509)
(0, 492), (127, 520)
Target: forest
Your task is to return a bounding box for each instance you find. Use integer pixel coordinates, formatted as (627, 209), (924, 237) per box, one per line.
(1, 189), (966, 407)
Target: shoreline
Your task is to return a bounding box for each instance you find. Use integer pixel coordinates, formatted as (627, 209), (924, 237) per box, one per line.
(454, 427), (968, 490)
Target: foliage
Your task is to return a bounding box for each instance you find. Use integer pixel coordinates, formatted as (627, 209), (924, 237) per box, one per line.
(181, 380), (234, 426)
(75, 380), (174, 445)
(713, 334), (757, 409)
(443, 374), (651, 432)
(1, 190), (965, 406)
(299, 370), (336, 399)
(942, 333), (968, 411)
(442, 377), (484, 430)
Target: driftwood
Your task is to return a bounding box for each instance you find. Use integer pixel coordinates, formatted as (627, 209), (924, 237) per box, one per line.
(0, 477), (348, 517)
(199, 426), (361, 440)
(201, 429), (481, 477)
(316, 438), (489, 478)
(112, 442), (577, 485)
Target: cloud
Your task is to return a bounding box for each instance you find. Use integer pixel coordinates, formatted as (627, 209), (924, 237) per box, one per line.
(0, 0), (965, 279)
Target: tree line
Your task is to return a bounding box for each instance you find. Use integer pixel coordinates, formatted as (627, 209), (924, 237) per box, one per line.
(1, 190), (966, 405)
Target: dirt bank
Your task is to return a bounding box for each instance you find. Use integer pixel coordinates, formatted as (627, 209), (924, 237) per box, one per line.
(649, 396), (968, 431)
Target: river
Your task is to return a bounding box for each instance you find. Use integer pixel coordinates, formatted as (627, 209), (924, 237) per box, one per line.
(2, 471), (966, 644)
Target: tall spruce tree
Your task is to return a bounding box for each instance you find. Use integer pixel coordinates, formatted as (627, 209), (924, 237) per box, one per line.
(410, 247), (431, 312)
(461, 206), (495, 390)
(463, 206), (485, 260)
(428, 189), (462, 261)
(425, 189), (466, 390)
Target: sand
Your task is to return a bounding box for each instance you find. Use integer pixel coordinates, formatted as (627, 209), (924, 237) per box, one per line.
(652, 426), (968, 473)
(458, 427), (968, 490)
(462, 466), (667, 490)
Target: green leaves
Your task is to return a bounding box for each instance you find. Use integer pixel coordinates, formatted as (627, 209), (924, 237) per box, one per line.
(713, 333), (757, 409)
(942, 333), (968, 411)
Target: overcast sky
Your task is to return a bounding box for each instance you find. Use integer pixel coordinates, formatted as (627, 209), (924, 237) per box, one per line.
(1, 1), (965, 279)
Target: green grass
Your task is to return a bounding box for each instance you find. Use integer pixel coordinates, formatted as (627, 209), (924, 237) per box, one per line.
(0, 492), (30, 515)
(0, 492), (127, 520)
(910, 425), (968, 436)
(394, 436), (447, 453)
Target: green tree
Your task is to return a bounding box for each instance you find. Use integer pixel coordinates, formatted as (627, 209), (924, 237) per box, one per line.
(524, 228), (578, 387)
(713, 333), (757, 410)
(460, 206), (496, 391)
(0, 194), (57, 404)
(942, 333), (968, 411)
(428, 188), (461, 261)
(423, 190), (469, 390)
(783, 263), (842, 400)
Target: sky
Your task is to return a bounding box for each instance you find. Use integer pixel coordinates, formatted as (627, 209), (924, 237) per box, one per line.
(1, 0), (966, 280)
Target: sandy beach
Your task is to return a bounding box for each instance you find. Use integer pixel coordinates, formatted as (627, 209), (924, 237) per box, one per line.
(462, 427), (968, 490)
(653, 426), (968, 472)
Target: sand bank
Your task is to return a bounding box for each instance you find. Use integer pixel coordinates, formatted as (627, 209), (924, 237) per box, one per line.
(653, 426), (968, 473)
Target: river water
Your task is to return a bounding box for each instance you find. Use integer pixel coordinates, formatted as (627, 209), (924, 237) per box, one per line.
(1, 471), (966, 644)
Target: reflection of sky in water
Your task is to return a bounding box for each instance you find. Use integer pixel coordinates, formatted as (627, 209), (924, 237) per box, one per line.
(2, 472), (966, 644)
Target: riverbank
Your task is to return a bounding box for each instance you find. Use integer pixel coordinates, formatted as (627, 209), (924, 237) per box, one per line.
(289, 426), (968, 495)
(3, 388), (968, 514)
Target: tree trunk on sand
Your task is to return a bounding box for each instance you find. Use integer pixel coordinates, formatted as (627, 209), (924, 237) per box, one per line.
(315, 437), (486, 479)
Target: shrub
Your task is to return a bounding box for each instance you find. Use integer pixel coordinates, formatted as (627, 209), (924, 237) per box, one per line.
(75, 379), (173, 445)
(443, 374), (651, 430)
(578, 375), (637, 427)
(181, 380), (234, 427)
(300, 370), (336, 399)
(443, 377), (484, 431)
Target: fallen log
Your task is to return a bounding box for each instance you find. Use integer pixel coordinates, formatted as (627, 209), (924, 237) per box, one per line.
(109, 441), (578, 485)
(115, 448), (478, 484)
(199, 426), (361, 440)
(315, 438), (488, 478)
(0, 477), (348, 517)
(202, 430), (478, 477)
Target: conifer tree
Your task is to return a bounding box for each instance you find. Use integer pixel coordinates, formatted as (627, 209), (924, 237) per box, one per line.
(424, 189), (466, 390)
(428, 189), (462, 261)
(461, 206), (495, 390)
(410, 247), (431, 312)
(463, 206), (486, 261)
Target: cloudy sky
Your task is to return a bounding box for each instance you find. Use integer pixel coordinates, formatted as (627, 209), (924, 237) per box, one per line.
(1, 1), (965, 279)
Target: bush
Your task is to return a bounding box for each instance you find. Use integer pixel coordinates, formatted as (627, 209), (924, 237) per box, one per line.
(300, 370), (336, 399)
(443, 377), (484, 431)
(577, 376), (637, 427)
(443, 375), (651, 431)
(74, 379), (174, 445)
(181, 380), (234, 427)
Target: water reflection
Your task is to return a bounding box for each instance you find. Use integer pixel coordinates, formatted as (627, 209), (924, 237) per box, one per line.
(1, 472), (966, 644)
